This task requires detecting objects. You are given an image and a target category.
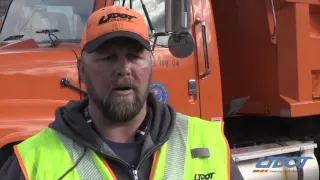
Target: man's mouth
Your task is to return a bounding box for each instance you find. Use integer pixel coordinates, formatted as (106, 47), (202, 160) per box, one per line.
(114, 86), (132, 91)
(113, 85), (133, 90)
(112, 85), (134, 95)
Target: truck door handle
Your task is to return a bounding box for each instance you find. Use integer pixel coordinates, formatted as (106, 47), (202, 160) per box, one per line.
(196, 18), (210, 80)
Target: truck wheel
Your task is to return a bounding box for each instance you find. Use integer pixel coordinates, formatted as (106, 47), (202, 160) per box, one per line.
(0, 142), (19, 169)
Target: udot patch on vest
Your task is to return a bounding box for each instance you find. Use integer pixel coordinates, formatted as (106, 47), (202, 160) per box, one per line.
(150, 83), (168, 103)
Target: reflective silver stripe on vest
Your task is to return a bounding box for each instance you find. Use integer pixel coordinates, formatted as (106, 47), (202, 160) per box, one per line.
(54, 130), (104, 179)
(163, 113), (188, 179)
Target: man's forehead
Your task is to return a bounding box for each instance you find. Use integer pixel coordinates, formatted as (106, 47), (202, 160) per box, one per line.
(96, 37), (145, 51)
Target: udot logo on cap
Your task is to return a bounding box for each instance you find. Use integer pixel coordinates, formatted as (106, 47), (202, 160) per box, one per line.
(150, 83), (168, 103)
(98, 13), (137, 25)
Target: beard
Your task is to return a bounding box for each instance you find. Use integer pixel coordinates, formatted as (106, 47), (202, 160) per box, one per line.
(85, 73), (151, 124)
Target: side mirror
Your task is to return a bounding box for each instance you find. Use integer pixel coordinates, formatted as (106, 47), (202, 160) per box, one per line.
(165, 0), (194, 58)
(165, 0), (191, 32)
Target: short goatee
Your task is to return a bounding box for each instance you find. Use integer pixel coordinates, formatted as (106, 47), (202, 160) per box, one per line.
(85, 73), (152, 124)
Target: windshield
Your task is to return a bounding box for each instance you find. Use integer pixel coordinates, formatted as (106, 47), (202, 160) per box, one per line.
(0, 0), (95, 43)
(114, 0), (168, 47)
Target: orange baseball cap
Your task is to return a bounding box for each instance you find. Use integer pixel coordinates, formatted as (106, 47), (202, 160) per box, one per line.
(81, 6), (151, 53)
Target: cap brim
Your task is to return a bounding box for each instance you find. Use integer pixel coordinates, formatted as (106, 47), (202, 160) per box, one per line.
(83, 31), (151, 53)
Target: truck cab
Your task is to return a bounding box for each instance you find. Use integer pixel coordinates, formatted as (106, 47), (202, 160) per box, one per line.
(0, 0), (209, 170)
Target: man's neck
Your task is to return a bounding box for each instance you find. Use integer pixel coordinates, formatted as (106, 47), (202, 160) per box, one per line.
(88, 101), (147, 143)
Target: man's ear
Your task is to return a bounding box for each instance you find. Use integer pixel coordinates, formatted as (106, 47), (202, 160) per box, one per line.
(77, 56), (85, 83)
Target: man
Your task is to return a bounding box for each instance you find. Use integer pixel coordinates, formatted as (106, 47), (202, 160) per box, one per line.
(0, 6), (244, 180)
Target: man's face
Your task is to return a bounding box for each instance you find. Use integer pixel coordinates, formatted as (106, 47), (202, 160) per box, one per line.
(81, 37), (152, 123)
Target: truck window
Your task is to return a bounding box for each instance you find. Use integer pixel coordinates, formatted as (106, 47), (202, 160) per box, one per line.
(0, 0), (95, 43)
(113, 0), (168, 47)
(0, 0), (11, 25)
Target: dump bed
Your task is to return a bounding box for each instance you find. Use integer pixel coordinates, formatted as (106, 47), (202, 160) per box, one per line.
(212, 0), (320, 117)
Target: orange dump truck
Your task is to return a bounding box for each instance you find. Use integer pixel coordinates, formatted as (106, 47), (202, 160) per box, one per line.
(1, 0), (320, 179)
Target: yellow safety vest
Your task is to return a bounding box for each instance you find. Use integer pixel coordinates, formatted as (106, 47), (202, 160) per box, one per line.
(13, 113), (230, 180)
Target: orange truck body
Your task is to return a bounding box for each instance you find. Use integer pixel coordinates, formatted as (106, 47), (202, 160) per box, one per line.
(0, 0), (222, 148)
(1, 0), (320, 178)
(216, 0), (320, 118)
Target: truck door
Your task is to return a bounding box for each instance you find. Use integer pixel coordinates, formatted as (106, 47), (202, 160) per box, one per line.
(112, 0), (201, 118)
(192, 1), (224, 121)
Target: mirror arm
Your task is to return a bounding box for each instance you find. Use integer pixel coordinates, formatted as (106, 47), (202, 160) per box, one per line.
(60, 78), (88, 96)
(152, 36), (158, 51)
(150, 32), (169, 51)
(140, 0), (155, 33)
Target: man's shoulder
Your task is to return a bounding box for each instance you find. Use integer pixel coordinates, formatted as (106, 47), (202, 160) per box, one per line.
(0, 154), (24, 180)
(175, 113), (244, 180)
(16, 128), (62, 150)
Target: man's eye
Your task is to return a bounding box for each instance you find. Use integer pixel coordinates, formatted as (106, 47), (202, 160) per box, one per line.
(127, 53), (139, 60)
(104, 55), (116, 61)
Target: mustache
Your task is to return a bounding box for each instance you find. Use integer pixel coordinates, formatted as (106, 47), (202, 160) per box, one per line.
(111, 77), (139, 89)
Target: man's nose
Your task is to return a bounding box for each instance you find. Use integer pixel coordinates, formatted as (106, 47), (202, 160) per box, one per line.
(115, 57), (132, 77)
